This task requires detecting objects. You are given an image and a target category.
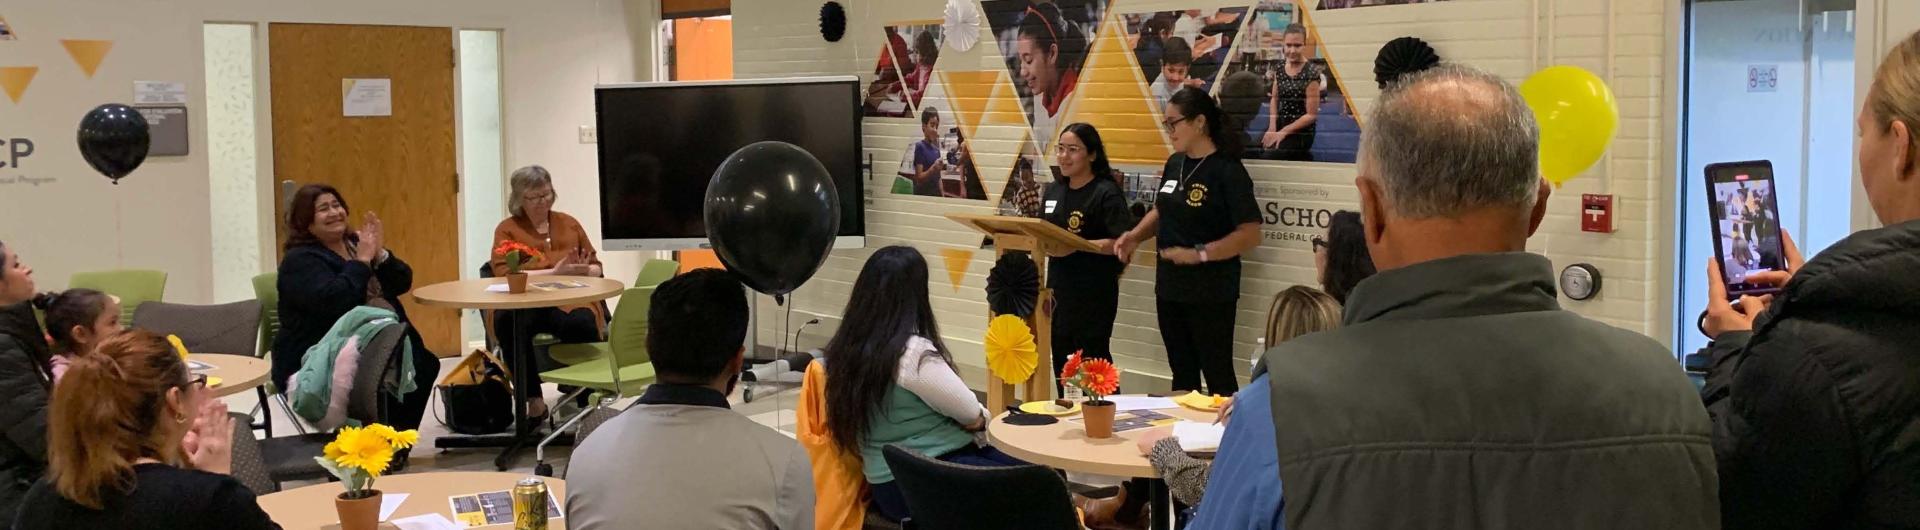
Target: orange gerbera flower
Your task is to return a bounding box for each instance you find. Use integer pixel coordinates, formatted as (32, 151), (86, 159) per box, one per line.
(1079, 358), (1119, 396)
(1059, 350), (1085, 381)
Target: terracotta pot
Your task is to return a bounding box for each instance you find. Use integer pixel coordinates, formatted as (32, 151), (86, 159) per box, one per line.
(335, 490), (382, 530)
(507, 272), (529, 294)
(1082, 400), (1116, 439)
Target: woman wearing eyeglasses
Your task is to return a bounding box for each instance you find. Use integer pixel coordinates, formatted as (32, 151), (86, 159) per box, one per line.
(1043, 123), (1137, 395)
(1116, 87), (1264, 396)
(491, 165), (606, 420)
(1260, 24), (1323, 162)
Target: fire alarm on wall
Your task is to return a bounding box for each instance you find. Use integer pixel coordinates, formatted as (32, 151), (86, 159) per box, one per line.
(1581, 194), (1615, 233)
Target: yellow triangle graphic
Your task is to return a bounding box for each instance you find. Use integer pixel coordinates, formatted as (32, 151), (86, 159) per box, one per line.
(0, 67), (37, 104)
(941, 248), (974, 292)
(61, 40), (113, 78)
(944, 71), (999, 139)
(985, 72), (1028, 126)
(1075, 17), (1172, 165)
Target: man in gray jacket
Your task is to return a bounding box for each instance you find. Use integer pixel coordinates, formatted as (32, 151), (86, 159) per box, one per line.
(566, 269), (813, 529)
(1254, 64), (1717, 529)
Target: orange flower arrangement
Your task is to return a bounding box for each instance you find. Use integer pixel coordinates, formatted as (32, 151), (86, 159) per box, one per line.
(1059, 350), (1119, 404)
(493, 240), (544, 275)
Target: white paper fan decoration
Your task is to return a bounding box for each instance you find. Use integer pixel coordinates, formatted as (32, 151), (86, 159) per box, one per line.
(944, 0), (982, 52)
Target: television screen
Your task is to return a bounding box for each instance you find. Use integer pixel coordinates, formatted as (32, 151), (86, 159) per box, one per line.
(596, 76), (866, 250)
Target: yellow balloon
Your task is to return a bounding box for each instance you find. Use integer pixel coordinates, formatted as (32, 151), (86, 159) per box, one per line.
(1519, 66), (1618, 186)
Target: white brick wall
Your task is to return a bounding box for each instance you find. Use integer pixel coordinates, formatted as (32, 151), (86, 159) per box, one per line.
(735, 0), (1677, 386)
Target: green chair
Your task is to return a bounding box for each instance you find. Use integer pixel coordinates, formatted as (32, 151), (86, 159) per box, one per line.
(68, 269), (167, 324)
(532, 286), (658, 476)
(250, 273), (281, 437)
(633, 258), (679, 289)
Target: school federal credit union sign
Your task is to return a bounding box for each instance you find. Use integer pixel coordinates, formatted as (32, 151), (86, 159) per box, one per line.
(1255, 183), (1345, 247)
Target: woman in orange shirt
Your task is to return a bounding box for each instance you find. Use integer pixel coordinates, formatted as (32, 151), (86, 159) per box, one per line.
(493, 165), (606, 419)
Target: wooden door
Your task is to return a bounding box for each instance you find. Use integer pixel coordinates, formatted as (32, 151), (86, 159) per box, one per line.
(269, 23), (461, 357)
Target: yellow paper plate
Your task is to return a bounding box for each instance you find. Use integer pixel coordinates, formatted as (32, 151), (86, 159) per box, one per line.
(1174, 392), (1225, 412)
(1018, 400), (1081, 416)
(207, 376), (224, 388)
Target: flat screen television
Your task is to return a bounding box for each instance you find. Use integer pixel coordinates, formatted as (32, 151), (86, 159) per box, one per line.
(596, 76), (866, 250)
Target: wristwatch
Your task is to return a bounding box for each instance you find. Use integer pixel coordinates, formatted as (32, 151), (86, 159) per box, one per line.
(1198, 247), (1210, 263)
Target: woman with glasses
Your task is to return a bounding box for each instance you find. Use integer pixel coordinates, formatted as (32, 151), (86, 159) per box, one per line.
(1042, 123), (1137, 395)
(491, 165), (606, 420)
(1116, 87), (1263, 396)
(1260, 24), (1323, 161)
(14, 330), (281, 530)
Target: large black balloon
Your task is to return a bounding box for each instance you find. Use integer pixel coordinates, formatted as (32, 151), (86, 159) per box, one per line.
(76, 103), (151, 184)
(703, 141), (841, 297)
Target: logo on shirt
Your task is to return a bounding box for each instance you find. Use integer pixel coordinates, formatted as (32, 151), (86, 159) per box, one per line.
(1067, 211), (1084, 233)
(1186, 183), (1209, 207)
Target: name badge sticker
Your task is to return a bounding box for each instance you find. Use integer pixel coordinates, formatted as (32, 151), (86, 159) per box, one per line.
(1159, 180), (1179, 194)
(1044, 200), (1058, 214)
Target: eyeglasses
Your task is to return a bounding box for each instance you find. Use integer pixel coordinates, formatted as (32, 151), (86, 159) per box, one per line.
(1053, 144), (1086, 156)
(187, 373), (208, 389)
(525, 191), (556, 204)
(1161, 115), (1195, 132)
(1311, 236), (1327, 251)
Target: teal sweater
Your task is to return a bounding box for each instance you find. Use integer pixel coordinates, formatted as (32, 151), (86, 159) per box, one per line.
(287, 306), (416, 425)
(858, 384), (976, 484)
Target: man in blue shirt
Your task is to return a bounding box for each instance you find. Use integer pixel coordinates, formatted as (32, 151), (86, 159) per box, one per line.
(1187, 373), (1283, 530)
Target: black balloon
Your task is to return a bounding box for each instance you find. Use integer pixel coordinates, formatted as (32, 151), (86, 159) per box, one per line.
(76, 103), (151, 184)
(703, 141), (841, 297)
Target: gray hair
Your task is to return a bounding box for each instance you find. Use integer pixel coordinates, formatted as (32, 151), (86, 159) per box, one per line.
(507, 165), (554, 218)
(1360, 63), (1540, 219)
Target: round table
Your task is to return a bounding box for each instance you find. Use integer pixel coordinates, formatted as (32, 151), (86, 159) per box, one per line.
(257, 472), (566, 530)
(190, 353), (271, 398)
(411, 275), (626, 311)
(987, 398), (1215, 529)
(411, 275), (625, 471)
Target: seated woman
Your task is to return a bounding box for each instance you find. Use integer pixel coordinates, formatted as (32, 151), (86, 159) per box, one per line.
(490, 165), (606, 419)
(36, 288), (119, 384)
(823, 246), (1025, 523)
(1313, 210), (1375, 304)
(272, 184), (439, 445)
(0, 240), (49, 522)
(1138, 285), (1340, 509)
(14, 330), (279, 530)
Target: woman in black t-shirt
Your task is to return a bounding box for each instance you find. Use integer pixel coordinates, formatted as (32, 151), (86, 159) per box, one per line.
(15, 330), (279, 530)
(1043, 123), (1138, 395)
(1116, 88), (1264, 396)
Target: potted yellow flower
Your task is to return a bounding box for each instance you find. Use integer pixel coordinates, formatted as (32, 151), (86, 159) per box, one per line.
(317, 424), (419, 530)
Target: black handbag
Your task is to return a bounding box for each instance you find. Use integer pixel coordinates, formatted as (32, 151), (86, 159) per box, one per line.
(436, 350), (515, 435)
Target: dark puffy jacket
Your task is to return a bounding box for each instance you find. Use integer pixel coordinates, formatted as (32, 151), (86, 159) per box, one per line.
(0, 301), (50, 523)
(1704, 219), (1920, 529)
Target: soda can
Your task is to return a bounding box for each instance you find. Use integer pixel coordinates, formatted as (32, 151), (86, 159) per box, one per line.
(512, 476), (549, 530)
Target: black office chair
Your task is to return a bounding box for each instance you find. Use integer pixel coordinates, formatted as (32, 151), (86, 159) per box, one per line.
(880, 445), (1081, 530)
(257, 322), (406, 485)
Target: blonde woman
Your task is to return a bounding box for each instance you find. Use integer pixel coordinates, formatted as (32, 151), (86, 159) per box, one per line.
(491, 165), (606, 419)
(1132, 286), (1339, 514)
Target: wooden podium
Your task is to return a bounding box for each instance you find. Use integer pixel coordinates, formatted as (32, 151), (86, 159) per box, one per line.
(946, 214), (1101, 413)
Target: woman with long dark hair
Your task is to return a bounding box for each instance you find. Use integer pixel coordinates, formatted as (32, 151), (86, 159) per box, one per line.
(1315, 210), (1375, 304)
(1015, 2), (1085, 150)
(1116, 87), (1263, 396)
(822, 246), (1025, 523)
(1043, 123), (1137, 395)
(273, 184), (438, 455)
(0, 240), (49, 522)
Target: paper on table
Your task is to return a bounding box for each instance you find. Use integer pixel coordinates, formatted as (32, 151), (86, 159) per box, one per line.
(1105, 395), (1179, 411)
(380, 493), (410, 521)
(484, 284), (512, 293)
(1172, 420), (1226, 453)
(392, 513), (459, 530)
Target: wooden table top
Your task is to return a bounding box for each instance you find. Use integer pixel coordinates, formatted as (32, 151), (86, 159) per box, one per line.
(986, 400), (1214, 478)
(190, 353), (271, 398)
(257, 472), (567, 530)
(410, 276), (624, 310)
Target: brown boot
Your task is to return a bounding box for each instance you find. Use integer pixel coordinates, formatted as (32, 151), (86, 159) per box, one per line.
(1074, 488), (1144, 530)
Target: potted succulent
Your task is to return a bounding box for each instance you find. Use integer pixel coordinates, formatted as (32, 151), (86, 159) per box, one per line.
(316, 424), (418, 530)
(493, 240), (543, 294)
(1059, 350), (1120, 438)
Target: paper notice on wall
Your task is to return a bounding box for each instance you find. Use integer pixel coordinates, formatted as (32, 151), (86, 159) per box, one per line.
(342, 78), (392, 117)
(133, 81), (187, 105)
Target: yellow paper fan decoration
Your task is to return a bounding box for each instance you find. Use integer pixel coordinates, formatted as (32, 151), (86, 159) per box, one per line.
(983, 314), (1038, 383)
